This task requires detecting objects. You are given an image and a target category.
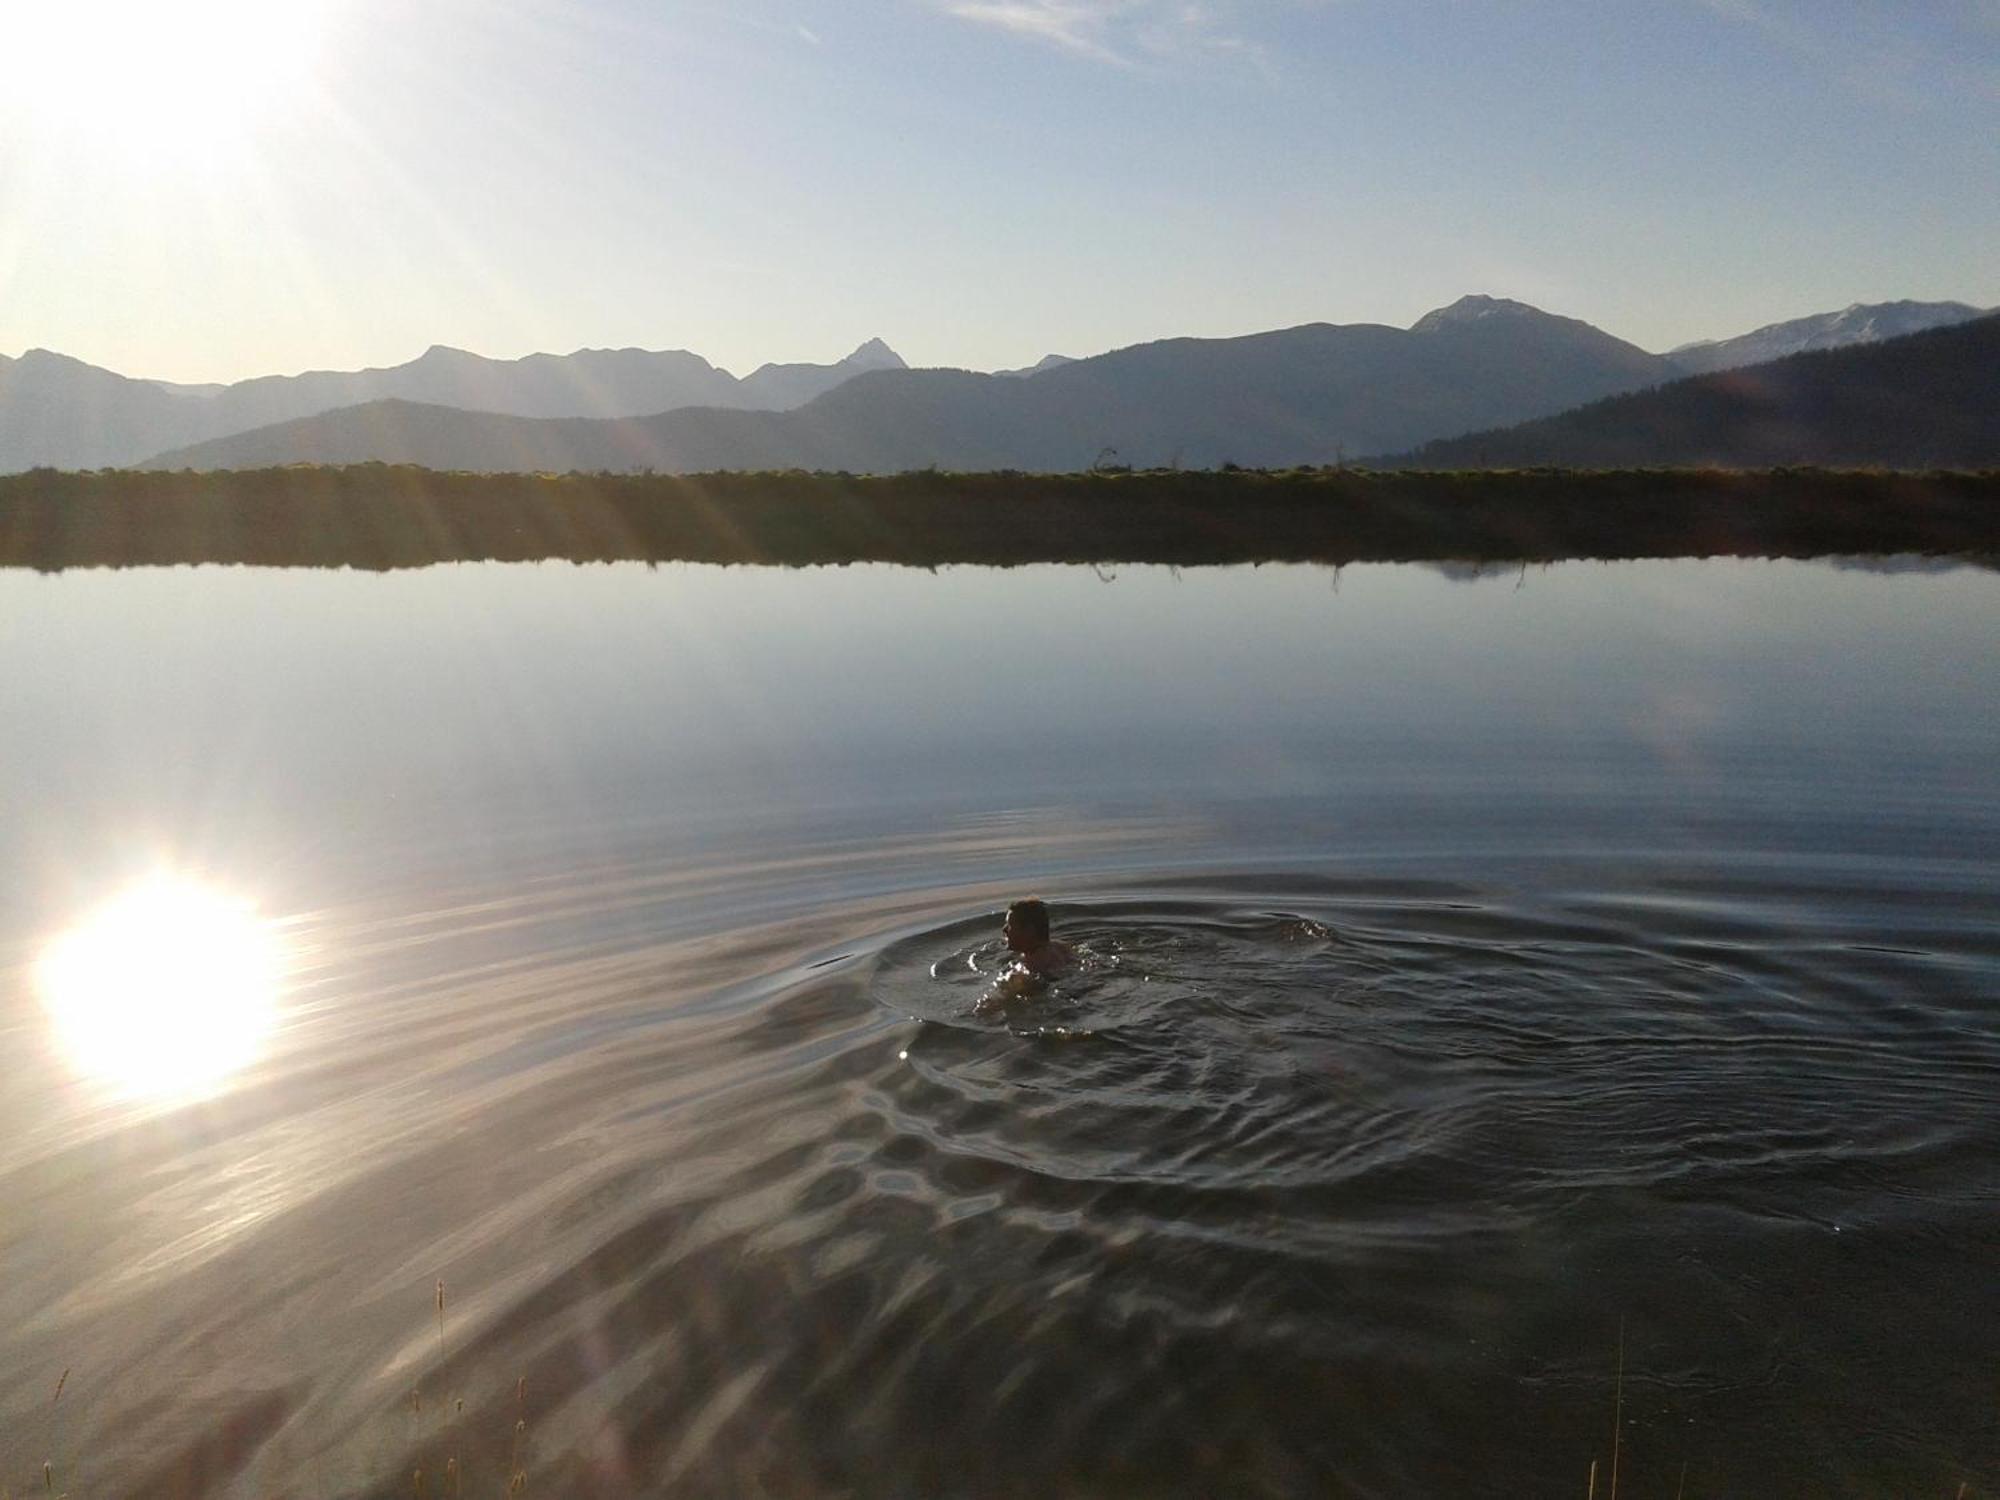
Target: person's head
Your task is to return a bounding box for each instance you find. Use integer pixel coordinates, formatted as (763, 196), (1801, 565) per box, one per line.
(1003, 898), (1051, 952)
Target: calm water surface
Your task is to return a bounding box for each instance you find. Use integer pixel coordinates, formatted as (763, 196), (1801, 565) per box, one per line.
(1, 559), (1996, 1498)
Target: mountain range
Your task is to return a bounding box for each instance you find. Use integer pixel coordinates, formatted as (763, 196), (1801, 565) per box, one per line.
(1, 297), (1990, 475)
(146, 297), (1677, 473)
(1400, 311), (2000, 470)
(0, 338), (907, 472)
(1665, 300), (1989, 376)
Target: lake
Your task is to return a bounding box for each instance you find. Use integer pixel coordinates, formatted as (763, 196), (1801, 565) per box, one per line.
(2, 557), (1996, 1498)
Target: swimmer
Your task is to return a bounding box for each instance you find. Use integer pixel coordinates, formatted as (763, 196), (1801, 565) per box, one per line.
(1002, 897), (1075, 978)
(976, 899), (1078, 1014)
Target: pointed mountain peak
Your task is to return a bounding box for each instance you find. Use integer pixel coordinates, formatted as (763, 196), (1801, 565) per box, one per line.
(841, 338), (906, 369)
(1410, 295), (1549, 333)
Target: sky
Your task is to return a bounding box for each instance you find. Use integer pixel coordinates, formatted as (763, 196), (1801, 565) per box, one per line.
(1, 0), (1996, 385)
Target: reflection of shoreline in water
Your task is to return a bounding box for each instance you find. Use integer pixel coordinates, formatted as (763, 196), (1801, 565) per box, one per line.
(5, 466), (1998, 570)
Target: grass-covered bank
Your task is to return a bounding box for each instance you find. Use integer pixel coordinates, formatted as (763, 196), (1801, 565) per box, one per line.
(2, 464), (1996, 571)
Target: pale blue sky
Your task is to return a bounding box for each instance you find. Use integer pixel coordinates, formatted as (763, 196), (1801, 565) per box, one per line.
(2, 0), (1995, 383)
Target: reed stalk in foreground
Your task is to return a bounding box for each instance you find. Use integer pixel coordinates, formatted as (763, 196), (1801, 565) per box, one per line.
(509, 1376), (530, 1495)
(1611, 1315), (1625, 1500)
(1587, 1319), (1632, 1500)
(44, 1366), (70, 1500)
(435, 1280), (461, 1498)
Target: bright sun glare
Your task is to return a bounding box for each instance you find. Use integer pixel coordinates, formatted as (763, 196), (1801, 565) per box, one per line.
(36, 877), (285, 1102)
(13, 0), (333, 158)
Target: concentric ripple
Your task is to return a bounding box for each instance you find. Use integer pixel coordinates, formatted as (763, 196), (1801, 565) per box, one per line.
(7, 871), (1997, 1500)
(342, 874), (1993, 1499)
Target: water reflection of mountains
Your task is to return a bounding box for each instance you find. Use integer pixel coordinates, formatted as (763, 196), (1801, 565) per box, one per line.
(3, 466), (1996, 571)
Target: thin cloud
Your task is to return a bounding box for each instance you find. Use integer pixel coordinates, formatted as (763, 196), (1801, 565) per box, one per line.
(940, 2), (1140, 63)
(937, 0), (1271, 68)
(703, 9), (827, 50)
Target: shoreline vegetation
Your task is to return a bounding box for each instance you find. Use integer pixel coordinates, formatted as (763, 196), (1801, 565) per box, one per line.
(1, 464), (1996, 571)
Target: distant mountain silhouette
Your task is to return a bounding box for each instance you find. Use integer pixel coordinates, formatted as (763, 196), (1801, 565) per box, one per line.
(23, 294), (1989, 475)
(146, 296), (1676, 473)
(216, 344), (743, 429)
(1, 350), (220, 472)
(1667, 300), (1990, 376)
(737, 337), (908, 408)
(995, 354), (1077, 378)
(0, 339), (906, 471)
(1401, 313), (2000, 469)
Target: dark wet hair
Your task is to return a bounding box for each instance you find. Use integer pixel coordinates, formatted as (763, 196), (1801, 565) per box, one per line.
(1007, 898), (1050, 944)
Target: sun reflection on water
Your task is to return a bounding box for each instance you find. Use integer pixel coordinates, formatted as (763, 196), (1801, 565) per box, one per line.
(35, 876), (284, 1102)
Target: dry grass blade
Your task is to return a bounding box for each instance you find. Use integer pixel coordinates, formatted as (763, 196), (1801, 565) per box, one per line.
(508, 1375), (529, 1495)
(436, 1280), (454, 1465)
(1611, 1317), (1625, 1500)
(45, 1368), (71, 1499)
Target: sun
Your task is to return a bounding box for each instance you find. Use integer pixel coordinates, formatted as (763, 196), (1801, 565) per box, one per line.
(36, 876), (286, 1102)
(10, 0), (335, 161)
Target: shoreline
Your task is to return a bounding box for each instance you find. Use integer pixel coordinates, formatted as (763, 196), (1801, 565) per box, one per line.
(1, 465), (1996, 571)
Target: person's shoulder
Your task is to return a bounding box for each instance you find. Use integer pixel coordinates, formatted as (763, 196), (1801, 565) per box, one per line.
(1030, 939), (1077, 974)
